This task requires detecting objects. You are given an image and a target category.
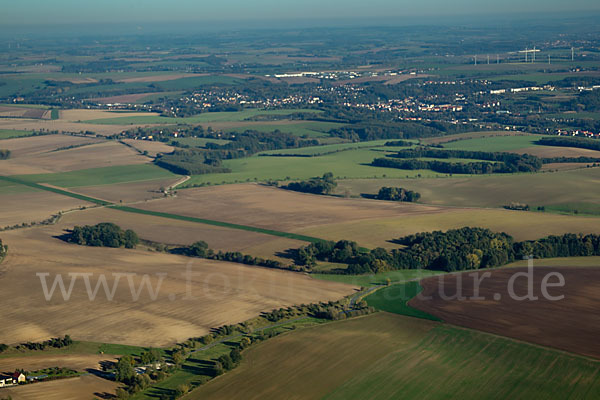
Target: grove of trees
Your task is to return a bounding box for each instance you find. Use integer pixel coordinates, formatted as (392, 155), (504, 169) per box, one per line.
(284, 172), (337, 194)
(376, 187), (421, 202)
(0, 149), (10, 160)
(68, 223), (139, 249)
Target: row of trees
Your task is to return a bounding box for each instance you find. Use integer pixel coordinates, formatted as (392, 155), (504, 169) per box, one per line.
(292, 228), (600, 274)
(0, 149), (10, 160)
(372, 147), (543, 174)
(372, 157), (537, 175)
(68, 223), (139, 249)
(537, 136), (600, 152)
(284, 172), (337, 195)
(376, 187), (421, 202)
(173, 240), (289, 271)
(16, 335), (73, 351)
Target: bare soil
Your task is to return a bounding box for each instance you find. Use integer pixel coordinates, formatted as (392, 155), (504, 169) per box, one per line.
(410, 267), (600, 359)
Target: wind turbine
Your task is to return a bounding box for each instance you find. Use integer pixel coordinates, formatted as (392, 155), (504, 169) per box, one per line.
(519, 47), (540, 63)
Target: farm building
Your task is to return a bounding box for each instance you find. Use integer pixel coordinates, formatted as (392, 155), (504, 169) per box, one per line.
(0, 374), (14, 387)
(11, 372), (26, 384)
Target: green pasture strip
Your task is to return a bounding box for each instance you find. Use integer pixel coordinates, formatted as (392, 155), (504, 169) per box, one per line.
(366, 281), (441, 321)
(0, 175), (110, 205)
(110, 205), (324, 243)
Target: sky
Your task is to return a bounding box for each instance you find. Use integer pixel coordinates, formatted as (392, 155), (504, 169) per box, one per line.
(2, 0), (600, 26)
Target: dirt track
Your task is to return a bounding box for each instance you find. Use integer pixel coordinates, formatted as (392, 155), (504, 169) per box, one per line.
(410, 267), (600, 359)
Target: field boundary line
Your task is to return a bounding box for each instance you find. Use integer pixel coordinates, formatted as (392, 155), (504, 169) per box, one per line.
(1, 176), (325, 243)
(109, 205), (324, 243)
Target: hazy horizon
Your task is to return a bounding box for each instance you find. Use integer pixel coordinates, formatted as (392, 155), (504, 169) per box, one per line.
(2, 0), (600, 27)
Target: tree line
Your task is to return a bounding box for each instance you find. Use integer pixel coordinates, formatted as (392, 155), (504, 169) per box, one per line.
(16, 335), (73, 351)
(537, 136), (600, 152)
(292, 227), (600, 274)
(68, 223), (139, 249)
(284, 172), (337, 195)
(372, 148), (542, 174)
(172, 240), (287, 271)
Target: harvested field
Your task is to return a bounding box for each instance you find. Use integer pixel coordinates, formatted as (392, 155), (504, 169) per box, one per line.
(0, 375), (119, 400)
(188, 312), (600, 400)
(49, 77), (99, 84)
(116, 73), (206, 83)
(334, 73), (428, 86)
(298, 207), (600, 248)
(0, 134), (101, 158)
(0, 190), (93, 227)
(74, 178), (180, 203)
(541, 162), (591, 171)
(0, 106), (49, 119)
(335, 167), (600, 214)
(59, 109), (160, 122)
(121, 138), (173, 156)
(138, 184), (446, 233)
(0, 354), (116, 372)
(0, 118), (157, 136)
(53, 207), (306, 259)
(0, 225), (354, 347)
(511, 145), (600, 158)
(2, 141), (150, 174)
(421, 130), (526, 145)
(88, 92), (161, 104)
(411, 267), (600, 359)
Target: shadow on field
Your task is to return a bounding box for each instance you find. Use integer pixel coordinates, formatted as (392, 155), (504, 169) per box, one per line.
(53, 229), (73, 243)
(93, 392), (116, 399)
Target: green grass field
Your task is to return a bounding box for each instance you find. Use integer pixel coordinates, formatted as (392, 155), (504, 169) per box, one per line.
(313, 269), (442, 286)
(224, 121), (345, 138)
(50, 109), (59, 120)
(12, 164), (177, 188)
(263, 139), (391, 155)
(188, 312), (600, 400)
(549, 112), (600, 120)
(443, 134), (549, 152)
(0, 129), (36, 140)
(171, 137), (231, 147)
(0, 103), (51, 109)
(0, 341), (149, 360)
(183, 145), (447, 186)
(83, 108), (322, 125)
(134, 317), (324, 400)
(365, 281), (441, 321)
